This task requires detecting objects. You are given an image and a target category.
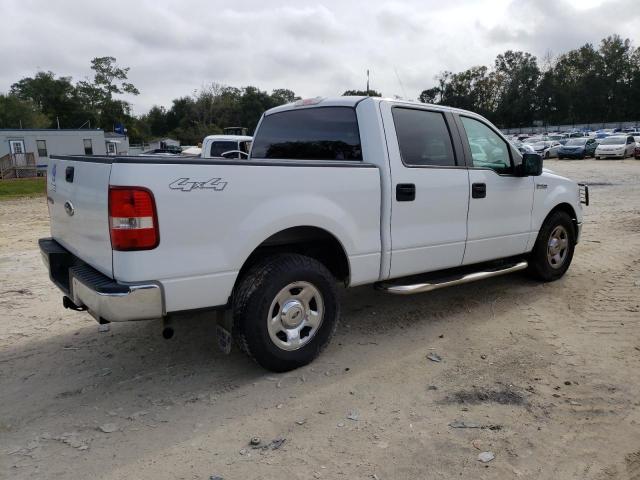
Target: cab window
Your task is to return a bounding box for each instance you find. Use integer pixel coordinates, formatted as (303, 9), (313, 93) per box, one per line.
(392, 107), (456, 167)
(210, 141), (237, 158)
(251, 107), (362, 161)
(460, 116), (512, 174)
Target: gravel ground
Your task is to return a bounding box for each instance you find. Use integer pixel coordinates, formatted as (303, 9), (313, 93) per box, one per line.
(1, 159), (639, 480)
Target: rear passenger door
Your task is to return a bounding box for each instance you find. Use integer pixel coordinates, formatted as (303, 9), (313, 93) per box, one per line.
(455, 115), (534, 265)
(382, 104), (470, 278)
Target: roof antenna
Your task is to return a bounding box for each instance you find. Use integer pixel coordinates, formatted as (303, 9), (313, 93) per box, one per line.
(394, 67), (407, 100)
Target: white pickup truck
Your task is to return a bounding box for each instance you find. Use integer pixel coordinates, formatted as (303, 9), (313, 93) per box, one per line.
(201, 134), (253, 159)
(40, 96), (588, 371)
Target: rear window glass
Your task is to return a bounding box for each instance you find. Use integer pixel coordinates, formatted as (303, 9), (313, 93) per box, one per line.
(392, 108), (456, 167)
(210, 141), (238, 157)
(251, 107), (362, 161)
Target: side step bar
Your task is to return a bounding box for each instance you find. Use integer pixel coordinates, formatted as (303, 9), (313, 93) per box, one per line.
(376, 261), (528, 295)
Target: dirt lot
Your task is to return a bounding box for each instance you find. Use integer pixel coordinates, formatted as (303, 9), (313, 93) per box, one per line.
(1, 159), (639, 480)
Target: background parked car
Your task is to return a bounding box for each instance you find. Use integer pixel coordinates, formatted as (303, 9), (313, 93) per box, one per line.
(557, 138), (598, 159)
(529, 140), (561, 158)
(510, 140), (535, 155)
(595, 135), (636, 159)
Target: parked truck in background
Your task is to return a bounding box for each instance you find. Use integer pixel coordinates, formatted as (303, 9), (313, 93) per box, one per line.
(40, 96), (588, 372)
(201, 134), (252, 159)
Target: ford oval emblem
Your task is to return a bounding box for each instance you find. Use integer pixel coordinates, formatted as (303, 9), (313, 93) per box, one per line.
(64, 201), (75, 217)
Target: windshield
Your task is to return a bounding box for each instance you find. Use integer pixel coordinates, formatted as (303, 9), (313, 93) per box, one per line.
(565, 139), (587, 146)
(599, 136), (626, 145)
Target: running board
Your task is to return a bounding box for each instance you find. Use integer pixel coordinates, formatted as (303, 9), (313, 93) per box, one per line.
(376, 261), (528, 295)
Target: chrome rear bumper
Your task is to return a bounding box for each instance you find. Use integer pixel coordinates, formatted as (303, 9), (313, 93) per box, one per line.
(39, 238), (164, 322)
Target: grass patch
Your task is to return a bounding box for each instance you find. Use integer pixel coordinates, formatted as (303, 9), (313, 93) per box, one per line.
(0, 177), (47, 200)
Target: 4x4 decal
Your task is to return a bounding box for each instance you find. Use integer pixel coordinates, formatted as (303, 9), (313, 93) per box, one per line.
(169, 178), (227, 192)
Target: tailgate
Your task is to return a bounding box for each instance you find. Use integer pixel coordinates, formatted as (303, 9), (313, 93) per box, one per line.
(47, 157), (113, 278)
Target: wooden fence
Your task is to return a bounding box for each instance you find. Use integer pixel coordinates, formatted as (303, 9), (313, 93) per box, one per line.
(0, 153), (37, 179)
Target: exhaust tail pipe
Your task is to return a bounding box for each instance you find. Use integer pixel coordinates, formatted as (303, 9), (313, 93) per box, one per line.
(162, 326), (174, 339)
(162, 317), (174, 339)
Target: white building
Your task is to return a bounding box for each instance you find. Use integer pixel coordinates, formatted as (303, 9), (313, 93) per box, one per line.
(104, 132), (130, 155)
(0, 129), (125, 178)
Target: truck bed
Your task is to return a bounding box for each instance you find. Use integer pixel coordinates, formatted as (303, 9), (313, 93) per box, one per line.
(47, 155), (382, 313)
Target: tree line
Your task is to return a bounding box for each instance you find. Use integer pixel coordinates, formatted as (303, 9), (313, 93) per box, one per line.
(1, 34), (637, 144)
(419, 34), (640, 128)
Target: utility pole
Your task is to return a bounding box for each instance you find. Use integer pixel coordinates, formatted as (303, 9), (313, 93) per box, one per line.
(366, 69), (370, 96)
(57, 116), (60, 129)
(19, 120), (23, 129)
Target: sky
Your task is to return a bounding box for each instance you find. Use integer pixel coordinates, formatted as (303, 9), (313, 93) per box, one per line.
(1, 0), (638, 115)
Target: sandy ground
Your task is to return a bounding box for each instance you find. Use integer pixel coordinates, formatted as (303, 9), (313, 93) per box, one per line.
(1, 159), (639, 480)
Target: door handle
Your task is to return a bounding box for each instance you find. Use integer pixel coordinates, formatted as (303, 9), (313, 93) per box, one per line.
(65, 166), (75, 183)
(472, 183), (486, 199)
(396, 183), (416, 202)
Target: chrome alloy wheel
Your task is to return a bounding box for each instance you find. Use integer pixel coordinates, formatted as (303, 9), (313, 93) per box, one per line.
(547, 225), (569, 269)
(267, 282), (324, 351)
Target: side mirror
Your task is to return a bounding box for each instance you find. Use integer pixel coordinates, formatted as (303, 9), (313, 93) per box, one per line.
(518, 153), (543, 176)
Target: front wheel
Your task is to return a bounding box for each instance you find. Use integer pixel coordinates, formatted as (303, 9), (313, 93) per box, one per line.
(233, 253), (339, 372)
(527, 210), (576, 282)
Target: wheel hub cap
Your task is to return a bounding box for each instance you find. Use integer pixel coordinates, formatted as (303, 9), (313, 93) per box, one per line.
(281, 300), (304, 328)
(547, 225), (569, 269)
(267, 281), (324, 351)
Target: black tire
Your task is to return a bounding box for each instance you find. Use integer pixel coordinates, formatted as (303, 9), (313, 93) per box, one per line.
(233, 253), (339, 372)
(527, 210), (576, 282)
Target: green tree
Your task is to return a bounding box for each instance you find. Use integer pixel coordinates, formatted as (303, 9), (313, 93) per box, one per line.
(271, 88), (298, 104)
(0, 94), (49, 129)
(76, 56), (139, 129)
(418, 87), (441, 104)
(342, 89), (382, 97)
(10, 71), (88, 128)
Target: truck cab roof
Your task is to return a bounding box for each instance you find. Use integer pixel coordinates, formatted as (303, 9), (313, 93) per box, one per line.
(202, 134), (253, 143)
(264, 96), (475, 118)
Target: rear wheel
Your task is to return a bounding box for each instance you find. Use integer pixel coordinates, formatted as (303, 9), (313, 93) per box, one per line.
(527, 210), (576, 282)
(233, 253), (339, 372)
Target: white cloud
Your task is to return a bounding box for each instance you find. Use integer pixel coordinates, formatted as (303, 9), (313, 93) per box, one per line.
(0, 0), (636, 115)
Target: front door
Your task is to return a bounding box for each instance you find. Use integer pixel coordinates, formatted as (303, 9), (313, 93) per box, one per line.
(9, 140), (26, 165)
(382, 103), (470, 279)
(456, 115), (534, 265)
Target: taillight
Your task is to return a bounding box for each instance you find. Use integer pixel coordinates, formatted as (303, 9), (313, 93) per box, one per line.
(108, 186), (159, 251)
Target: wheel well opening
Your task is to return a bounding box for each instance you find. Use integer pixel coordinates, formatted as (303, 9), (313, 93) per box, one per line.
(238, 227), (350, 285)
(548, 202), (578, 231)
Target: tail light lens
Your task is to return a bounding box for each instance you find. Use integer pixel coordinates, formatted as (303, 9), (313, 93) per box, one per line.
(108, 186), (159, 251)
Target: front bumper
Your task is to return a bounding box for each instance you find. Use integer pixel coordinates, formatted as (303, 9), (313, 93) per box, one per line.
(39, 238), (164, 322)
(596, 151), (624, 158)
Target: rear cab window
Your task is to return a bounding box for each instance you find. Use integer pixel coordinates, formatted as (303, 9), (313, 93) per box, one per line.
(251, 107), (362, 161)
(210, 141), (238, 158)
